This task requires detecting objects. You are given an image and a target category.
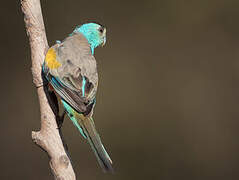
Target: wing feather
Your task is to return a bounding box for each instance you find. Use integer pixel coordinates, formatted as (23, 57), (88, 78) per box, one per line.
(43, 33), (98, 114)
(50, 75), (87, 112)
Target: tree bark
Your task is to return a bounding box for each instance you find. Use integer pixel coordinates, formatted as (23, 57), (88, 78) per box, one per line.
(21, 0), (76, 179)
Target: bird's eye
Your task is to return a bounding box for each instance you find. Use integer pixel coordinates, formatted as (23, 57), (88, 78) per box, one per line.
(98, 27), (104, 33)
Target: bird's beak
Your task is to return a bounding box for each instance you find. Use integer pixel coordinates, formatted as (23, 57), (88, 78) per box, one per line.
(102, 28), (106, 47)
(102, 36), (106, 47)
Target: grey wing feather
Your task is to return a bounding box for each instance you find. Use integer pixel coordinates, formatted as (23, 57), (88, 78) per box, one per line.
(47, 33), (98, 112)
(49, 75), (87, 112)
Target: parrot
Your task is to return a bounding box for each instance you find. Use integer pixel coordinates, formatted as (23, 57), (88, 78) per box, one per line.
(42, 22), (113, 172)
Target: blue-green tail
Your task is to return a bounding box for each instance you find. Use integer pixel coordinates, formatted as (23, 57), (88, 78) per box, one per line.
(79, 116), (113, 173)
(62, 100), (113, 172)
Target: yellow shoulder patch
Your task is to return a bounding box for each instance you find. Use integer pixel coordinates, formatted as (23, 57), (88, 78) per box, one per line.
(45, 48), (61, 69)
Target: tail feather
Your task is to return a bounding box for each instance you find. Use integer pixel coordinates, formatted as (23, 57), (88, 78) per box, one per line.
(79, 115), (114, 173)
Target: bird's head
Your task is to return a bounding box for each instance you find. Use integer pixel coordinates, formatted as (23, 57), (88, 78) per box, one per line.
(73, 23), (106, 54)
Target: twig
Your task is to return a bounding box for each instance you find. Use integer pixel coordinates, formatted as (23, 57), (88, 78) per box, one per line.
(21, 0), (76, 179)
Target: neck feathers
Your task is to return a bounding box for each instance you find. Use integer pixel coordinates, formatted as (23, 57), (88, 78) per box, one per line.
(73, 26), (101, 54)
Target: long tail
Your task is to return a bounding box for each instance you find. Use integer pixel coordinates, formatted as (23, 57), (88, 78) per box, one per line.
(77, 114), (114, 173)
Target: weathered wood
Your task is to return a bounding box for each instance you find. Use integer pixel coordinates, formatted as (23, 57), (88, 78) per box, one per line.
(21, 0), (76, 179)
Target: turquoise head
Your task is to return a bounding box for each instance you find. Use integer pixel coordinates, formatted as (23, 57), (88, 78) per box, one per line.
(73, 23), (106, 54)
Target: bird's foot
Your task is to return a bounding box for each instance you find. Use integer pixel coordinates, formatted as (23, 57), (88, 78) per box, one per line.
(57, 110), (66, 129)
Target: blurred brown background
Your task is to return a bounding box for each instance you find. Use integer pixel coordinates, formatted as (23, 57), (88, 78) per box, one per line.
(1, 0), (239, 179)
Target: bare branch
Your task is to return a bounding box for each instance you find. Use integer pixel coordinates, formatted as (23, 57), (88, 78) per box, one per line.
(21, 0), (76, 179)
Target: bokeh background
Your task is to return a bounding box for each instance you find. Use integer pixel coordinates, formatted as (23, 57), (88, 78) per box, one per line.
(1, 0), (239, 179)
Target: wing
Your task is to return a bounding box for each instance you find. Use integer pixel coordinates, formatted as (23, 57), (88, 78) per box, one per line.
(43, 64), (87, 113)
(43, 33), (98, 114)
